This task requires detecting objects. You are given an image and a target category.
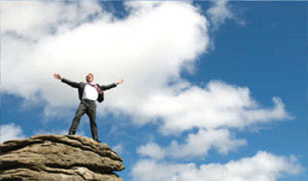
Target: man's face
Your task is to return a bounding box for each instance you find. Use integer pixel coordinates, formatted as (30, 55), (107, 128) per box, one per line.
(86, 74), (94, 83)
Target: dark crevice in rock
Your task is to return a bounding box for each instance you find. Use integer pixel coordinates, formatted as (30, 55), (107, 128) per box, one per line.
(0, 160), (41, 172)
(45, 163), (114, 174)
(1, 176), (26, 181)
(0, 140), (45, 154)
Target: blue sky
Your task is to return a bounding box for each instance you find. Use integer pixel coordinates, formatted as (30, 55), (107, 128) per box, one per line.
(0, 1), (307, 181)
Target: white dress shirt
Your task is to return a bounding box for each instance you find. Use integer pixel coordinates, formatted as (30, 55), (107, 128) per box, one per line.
(82, 83), (99, 101)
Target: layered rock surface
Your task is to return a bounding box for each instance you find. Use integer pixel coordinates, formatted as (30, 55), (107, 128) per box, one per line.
(0, 135), (125, 181)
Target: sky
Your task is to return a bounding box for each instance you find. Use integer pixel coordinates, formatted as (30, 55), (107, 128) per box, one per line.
(0, 0), (307, 181)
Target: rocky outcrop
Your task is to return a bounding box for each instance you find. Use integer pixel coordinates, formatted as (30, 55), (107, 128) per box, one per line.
(0, 135), (125, 181)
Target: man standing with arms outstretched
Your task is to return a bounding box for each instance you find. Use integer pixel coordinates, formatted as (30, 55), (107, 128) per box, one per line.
(53, 73), (124, 142)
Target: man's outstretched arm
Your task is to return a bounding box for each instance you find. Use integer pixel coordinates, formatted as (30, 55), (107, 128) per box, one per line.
(53, 73), (80, 88)
(100, 79), (124, 91)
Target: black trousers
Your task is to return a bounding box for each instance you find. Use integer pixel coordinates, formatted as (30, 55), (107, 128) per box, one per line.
(69, 99), (98, 140)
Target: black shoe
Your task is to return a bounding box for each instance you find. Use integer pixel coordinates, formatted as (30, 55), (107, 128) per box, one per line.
(94, 139), (101, 143)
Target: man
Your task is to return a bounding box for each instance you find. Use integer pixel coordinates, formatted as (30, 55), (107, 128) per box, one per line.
(53, 73), (124, 142)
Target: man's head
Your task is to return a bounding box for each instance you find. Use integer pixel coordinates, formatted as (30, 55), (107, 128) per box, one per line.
(86, 73), (94, 83)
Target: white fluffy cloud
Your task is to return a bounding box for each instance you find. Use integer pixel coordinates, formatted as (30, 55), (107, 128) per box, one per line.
(141, 81), (291, 134)
(1, 0), (105, 41)
(0, 123), (25, 143)
(138, 142), (166, 160)
(207, 0), (234, 30)
(138, 128), (246, 160)
(132, 151), (302, 181)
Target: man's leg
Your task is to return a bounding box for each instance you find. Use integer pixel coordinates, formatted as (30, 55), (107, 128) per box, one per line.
(86, 102), (98, 141)
(69, 101), (87, 135)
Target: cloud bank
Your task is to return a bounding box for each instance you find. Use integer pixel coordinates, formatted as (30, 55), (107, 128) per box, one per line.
(132, 151), (302, 181)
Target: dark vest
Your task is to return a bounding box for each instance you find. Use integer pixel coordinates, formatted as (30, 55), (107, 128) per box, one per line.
(62, 78), (117, 103)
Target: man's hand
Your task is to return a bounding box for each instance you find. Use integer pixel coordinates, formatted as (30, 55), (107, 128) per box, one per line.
(53, 73), (62, 80)
(116, 79), (124, 85)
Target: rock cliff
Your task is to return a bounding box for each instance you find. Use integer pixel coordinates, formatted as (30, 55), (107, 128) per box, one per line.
(0, 135), (125, 181)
